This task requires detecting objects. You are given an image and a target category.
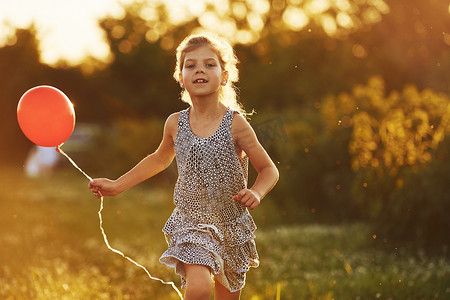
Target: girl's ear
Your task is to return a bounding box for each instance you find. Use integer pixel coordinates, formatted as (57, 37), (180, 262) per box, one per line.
(222, 71), (229, 86)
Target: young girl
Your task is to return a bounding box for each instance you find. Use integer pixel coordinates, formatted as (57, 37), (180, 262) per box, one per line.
(89, 33), (279, 300)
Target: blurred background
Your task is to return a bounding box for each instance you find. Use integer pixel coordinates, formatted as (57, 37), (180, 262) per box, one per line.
(0, 0), (449, 299)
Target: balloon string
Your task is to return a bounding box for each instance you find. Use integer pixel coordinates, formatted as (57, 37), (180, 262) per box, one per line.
(56, 145), (184, 300)
(56, 145), (93, 182)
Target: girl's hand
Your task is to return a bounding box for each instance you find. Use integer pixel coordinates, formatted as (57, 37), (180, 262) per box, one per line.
(233, 189), (261, 210)
(88, 178), (119, 199)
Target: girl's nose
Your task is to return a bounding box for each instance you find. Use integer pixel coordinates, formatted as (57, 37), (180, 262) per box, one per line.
(195, 66), (205, 73)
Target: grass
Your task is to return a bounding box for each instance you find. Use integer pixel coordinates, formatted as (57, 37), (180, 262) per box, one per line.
(0, 165), (448, 299)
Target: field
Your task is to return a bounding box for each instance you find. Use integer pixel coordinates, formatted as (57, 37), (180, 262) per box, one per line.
(0, 165), (448, 299)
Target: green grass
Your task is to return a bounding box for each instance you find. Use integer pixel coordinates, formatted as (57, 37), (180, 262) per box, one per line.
(0, 165), (448, 299)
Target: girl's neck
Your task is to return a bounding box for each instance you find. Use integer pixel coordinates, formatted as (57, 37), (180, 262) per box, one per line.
(190, 97), (226, 120)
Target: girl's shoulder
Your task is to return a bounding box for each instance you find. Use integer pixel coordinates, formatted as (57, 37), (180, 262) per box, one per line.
(166, 111), (181, 125)
(168, 108), (191, 123)
(231, 111), (254, 140)
(231, 111), (250, 129)
(164, 112), (182, 139)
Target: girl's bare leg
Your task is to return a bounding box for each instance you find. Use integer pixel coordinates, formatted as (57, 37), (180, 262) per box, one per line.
(214, 279), (241, 300)
(184, 264), (213, 300)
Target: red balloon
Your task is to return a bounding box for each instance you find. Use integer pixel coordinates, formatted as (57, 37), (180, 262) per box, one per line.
(17, 86), (75, 147)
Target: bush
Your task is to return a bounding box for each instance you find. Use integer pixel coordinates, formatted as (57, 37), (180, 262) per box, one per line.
(272, 76), (450, 248)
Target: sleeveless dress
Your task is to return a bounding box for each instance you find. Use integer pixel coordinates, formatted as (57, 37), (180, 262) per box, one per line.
(159, 107), (259, 292)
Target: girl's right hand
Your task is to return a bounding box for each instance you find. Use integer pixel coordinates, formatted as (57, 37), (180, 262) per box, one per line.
(88, 178), (119, 199)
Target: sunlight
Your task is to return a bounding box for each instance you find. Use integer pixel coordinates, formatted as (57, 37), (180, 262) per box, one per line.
(283, 7), (309, 31)
(305, 0), (330, 15)
(237, 29), (259, 44)
(247, 12), (265, 32)
(187, 1), (207, 17)
(444, 33), (450, 46)
(0, 0), (125, 65)
(139, 6), (159, 21)
(320, 14), (337, 35)
(0, 23), (17, 46)
(160, 36), (175, 51)
(336, 11), (353, 28)
(362, 7), (383, 24)
(40, 20), (111, 66)
(335, 0), (352, 12)
(369, 0), (390, 14)
(111, 25), (126, 39)
(249, 0), (271, 15)
(198, 11), (220, 29)
(232, 2), (248, 20)
(165, 0), (192, 25)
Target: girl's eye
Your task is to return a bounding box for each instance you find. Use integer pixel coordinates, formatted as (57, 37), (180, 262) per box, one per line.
(185, 64), (194, 68)
(206, 63), (216, 67)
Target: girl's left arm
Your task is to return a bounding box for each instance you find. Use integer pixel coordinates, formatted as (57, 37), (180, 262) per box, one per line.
(232, 114), (279, 210)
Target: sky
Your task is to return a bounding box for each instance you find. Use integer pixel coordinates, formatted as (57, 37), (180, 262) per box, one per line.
(0, 0), (131, 65)
(0, 0), (226, 66)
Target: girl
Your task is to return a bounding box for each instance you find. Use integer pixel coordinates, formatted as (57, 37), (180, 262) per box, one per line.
(89, 33), (279, 300)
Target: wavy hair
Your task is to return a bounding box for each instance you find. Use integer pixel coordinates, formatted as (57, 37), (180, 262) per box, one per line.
(174, 32), (248, 116)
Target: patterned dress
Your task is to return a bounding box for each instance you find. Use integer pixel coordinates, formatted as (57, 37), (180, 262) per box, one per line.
(159, 107), (259, 292)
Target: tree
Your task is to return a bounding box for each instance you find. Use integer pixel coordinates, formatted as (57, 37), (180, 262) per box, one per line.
(0, 28), (48, 162)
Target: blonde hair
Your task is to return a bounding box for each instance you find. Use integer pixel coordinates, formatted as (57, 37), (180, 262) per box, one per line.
(174, 32), (247, 116)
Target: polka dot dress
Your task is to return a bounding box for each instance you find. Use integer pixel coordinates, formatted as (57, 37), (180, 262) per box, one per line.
(159, 107), (259, 292)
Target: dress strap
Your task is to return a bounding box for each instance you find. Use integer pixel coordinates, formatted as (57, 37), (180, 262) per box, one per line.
(222, 108), (235, 128)
(177, 108), (189, 129)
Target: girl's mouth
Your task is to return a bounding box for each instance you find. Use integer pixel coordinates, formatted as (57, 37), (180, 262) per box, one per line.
(193, 79), (208, 83)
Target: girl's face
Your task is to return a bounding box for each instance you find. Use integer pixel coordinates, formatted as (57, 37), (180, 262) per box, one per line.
(179, 45), (227, 100)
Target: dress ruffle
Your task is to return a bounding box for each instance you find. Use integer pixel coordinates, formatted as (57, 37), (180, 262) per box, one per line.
(159, 208), (259, 292)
